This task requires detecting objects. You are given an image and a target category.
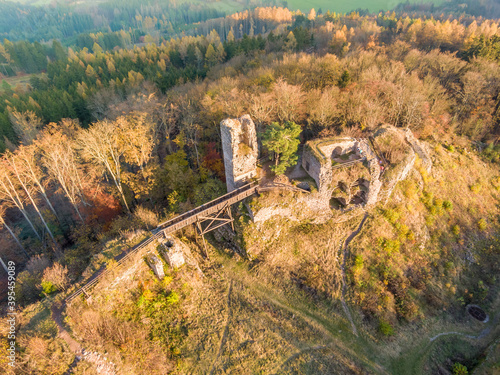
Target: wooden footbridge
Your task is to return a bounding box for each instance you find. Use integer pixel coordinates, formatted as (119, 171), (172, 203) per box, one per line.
(66, 182), (259, 303)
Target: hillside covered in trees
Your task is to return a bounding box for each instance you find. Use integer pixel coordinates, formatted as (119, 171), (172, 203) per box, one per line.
(2, 1), (500, 374)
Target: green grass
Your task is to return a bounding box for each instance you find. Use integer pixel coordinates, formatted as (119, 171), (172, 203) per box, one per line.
(0, 73), (44, 92)
(186, 0), (247, 13)
(4, 0), (105, 5)
(285, 0), (444, 13)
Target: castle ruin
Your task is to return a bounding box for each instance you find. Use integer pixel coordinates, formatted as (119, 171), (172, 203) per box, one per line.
(220, 115), (259, 192)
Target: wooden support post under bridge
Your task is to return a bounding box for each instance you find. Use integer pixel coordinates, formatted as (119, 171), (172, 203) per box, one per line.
(194, 202), (235, 258)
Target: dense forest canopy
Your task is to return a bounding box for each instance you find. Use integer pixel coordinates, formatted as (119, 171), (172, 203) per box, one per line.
(0, 0), (279, 42)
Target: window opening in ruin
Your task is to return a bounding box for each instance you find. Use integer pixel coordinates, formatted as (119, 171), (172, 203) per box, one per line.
(305, 161), (310, 171)
(332, 146), (343, 158)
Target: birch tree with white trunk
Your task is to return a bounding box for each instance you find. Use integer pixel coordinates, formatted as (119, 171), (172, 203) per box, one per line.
(0, 204), (29, 258)
(39, 122), (88, 222)
(0, 160), (41, 240)
(78, 119), (131, 212)
(3, 151), (57, 245)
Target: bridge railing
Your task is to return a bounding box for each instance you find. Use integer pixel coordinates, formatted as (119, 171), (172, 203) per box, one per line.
(66, 233), (160, 303)
(155, 181), (258, 231)
(66, 181), (260, 304)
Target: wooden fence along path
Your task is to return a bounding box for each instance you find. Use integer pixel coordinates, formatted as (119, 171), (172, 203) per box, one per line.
(66, 182), (259, 303)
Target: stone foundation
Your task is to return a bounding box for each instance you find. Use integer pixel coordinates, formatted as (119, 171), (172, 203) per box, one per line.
(158, 234), (188, 269)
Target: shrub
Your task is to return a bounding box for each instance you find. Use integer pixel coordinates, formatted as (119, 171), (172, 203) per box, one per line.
(452, 225), (461, 236)
(421, 191), (434, 210)
(134, 205), (159, 230)
(378, 238), (400, 254)
(491, 176), (500, 190)
(166, 291), (179, 305)
(41, 281), (57, 296)
(452, 363), (468, 375)
(443, 200), (453, 211)
(378, 319), (394, 336)
(352, 255), (364, 278)
(470, 182), (482, 193)
(383, 208), (401, 224)
(434, 198), (444, 209)
(42, 262), (70, 291)
(15, 270), (42, 305)
(478, 219), (487, 231)
(425, 215), (435, 226)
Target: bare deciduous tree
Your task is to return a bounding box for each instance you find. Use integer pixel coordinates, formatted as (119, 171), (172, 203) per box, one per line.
(15, 144), (59, 221)
(3, 151), (57, 245)
(8, 110), (42, 145)
(0, 204), (28, 258)
(42, 262), (70, 291)
(272, 78), (305, 123)
(0, 160), (41, 240)
(39, 122), (88, 222)
(78, 119), (130, 212)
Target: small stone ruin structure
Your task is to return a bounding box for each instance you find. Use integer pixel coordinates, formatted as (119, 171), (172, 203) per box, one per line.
(302, 137), (378, 209)
(247, 124), (430, 224)
(221, 114), (259, 192)
(158, 234), (187, 269)
(146, 254), (165, 280)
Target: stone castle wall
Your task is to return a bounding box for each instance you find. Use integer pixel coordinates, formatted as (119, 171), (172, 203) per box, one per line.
(221, 115), (258, 192)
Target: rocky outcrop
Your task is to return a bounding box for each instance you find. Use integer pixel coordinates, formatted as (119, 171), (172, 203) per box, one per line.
(405, 128), (432, 173)
(221, 115), (259, 192)
(380, 150), (416, 203)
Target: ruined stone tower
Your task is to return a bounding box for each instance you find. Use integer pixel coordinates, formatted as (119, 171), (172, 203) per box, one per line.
(220, 114), (258, 192)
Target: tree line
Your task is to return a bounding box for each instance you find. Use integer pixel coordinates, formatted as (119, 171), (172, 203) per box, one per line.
(0, 0), (278, 43)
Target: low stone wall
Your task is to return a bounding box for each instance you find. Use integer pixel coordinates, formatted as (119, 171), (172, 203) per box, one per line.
(301, 146), (331, 197)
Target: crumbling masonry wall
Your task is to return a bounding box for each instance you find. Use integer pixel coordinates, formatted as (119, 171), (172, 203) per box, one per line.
(221, 115), (259, 192)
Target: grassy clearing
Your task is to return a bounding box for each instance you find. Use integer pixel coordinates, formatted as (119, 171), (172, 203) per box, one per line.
(0, 73), (44, 93)
(180, 251), (381, 374)
(187, 0), (247, 13)
(285, 0), (444, 13)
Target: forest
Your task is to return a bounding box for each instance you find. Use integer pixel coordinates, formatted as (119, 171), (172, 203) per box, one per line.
(2, 0), (500, 374)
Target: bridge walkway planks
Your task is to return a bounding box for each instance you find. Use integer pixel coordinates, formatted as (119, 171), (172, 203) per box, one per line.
(66, 182), (259, 303)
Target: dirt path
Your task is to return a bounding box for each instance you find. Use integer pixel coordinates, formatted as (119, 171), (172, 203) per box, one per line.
(339, 212), (369, 337)
(429, 312), (500, 342)
(51, 302), (117, 375)
(273, 344), (329, 374)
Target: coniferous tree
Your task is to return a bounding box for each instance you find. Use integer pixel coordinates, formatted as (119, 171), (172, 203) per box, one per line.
(262, 121), (302, 175)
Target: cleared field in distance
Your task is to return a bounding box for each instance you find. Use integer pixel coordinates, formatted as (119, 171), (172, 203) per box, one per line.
(276, 0), (442, 13)
(6, 0), (443, 14)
